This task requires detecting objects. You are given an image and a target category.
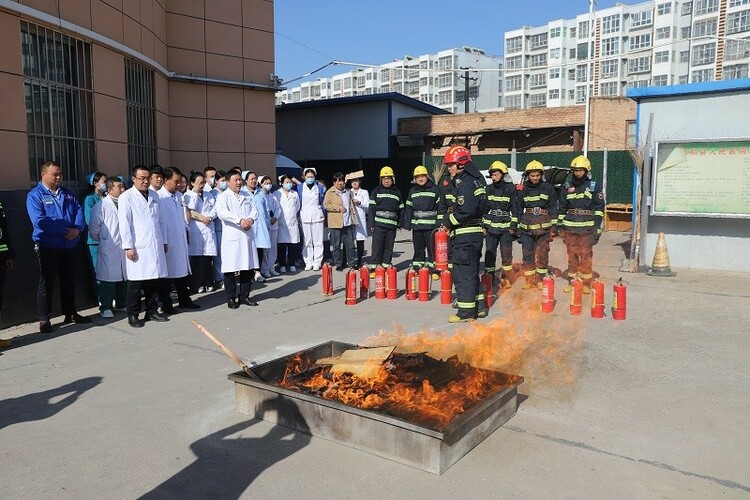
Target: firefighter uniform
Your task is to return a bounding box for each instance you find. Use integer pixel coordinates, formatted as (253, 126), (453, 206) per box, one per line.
(403, 166), (440, 271)
(369, 167), (403, 274)
(558, 155), (605, 293)
(515, 160), (558, 289)
(482, 161), (517, 288)
(437, 174), (457, 269)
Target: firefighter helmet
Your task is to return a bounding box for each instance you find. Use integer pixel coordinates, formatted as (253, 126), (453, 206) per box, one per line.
(525, 160), (544, 173)
(488, 160), (509, 175)
(379, 166), (395, 178)
(413, 165), (429, 177)
(570, 155), (592, 171)
(443, 145), (471, 165)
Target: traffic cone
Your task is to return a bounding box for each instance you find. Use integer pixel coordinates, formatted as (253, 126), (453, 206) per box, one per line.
(647, 232), (676, 277)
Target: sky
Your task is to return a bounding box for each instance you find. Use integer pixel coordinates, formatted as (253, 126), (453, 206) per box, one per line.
(274, 0), (626, 85)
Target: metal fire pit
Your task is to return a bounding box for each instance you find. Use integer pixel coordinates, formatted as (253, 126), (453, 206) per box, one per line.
(228, 341), (523, 475)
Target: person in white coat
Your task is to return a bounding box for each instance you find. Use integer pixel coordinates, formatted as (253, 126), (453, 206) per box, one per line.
(119, 165), (169, 327)
(157, 167), (199, 312)
(216, 169), (260, 309)
(349, 175), (370, 268)
(242, 171), (271, 282)
(211, 170), (228, 288)
(297, 168), (326, 271)
(88, 177), (127, 318)
(274, 175), (300, 272)
(260, 175), (280, 278)
(184, 171), (217, 293)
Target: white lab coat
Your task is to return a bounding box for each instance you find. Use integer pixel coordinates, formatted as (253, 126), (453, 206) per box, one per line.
(89, 196), (126, 282)
(118, 186), (168, 281)
(184, 190), (218, 257)
(216, 189), (260, 273)
(351, 188), (370, 241)
(274, 189), (300, 244)
(158, 187), (191, 279)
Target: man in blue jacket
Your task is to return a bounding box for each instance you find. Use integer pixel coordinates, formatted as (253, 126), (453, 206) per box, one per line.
(26, 160), (90, 333)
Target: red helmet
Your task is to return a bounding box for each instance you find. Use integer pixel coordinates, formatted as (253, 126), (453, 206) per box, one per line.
(443, 145), (471, 166)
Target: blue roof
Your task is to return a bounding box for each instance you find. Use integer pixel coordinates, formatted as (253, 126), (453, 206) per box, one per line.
(627, 78), (750, 100)
(276, 92), (451, 115)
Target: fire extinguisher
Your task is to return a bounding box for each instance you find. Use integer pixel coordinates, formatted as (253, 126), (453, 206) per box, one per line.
(481, 273), (493, 308)
(418, 266), (430, 301)
(374, 266), (386, 299)
(386, 266), (398, 300)
(613, 278), (626, 320)
(345, 269), (357, 306)
(440, 270), (453, 305)
(434, 229), (449, 271)
(405, 268), (417, 300)
(541, 275), (555, 313)
(322, 263), (333, 296)
(359, 266), (369, 300)
(569, 277), (583, 315)
(591, 279), (605, 318)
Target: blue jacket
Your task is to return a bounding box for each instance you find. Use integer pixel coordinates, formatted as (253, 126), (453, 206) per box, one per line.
(26, 182), (85, 249)
(296, 181), (326, 216)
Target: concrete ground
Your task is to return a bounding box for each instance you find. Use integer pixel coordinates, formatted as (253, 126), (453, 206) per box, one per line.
(1, 232), (749, 499)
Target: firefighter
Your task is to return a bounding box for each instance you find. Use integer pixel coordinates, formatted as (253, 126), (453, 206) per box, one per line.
(558, 155), (604, 294)
(483, 160), (517, 289)
(403, 165), (440, 278)
(443, 146), (487, 323)
(514, 160), (558, 290)
(368, 166), (403, 278)
(437, 166), (457, 271)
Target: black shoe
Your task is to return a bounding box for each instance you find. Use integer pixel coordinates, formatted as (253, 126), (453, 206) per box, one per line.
(335, 265), (344, 271)
(162, 306), (179, 315)
(178, 302), (200, 310)
(63, 313), (91, 324)
(39, 321), (53, 334)
(239, 298), (259, 307)
(128, 315), (144, 328)
(145, 312), (169, 322)
(227, 299), (240, 309)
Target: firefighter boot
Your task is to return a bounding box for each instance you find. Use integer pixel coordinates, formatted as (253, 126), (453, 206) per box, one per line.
(448, 314), (475, 323)
(501, 271), (513, 290)
(521, 274), (535, 290)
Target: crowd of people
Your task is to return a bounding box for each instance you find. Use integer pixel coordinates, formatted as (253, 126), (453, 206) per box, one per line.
(11, 150), (604, 341)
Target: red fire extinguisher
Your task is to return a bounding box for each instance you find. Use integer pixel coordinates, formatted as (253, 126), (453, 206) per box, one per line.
(322, 263), (333, 296)
(386, 266), (398, 300)
(541, 275), (555, 313)
(405, 268), (417, 300)
(359, 266), (369, 300)
(434, 229), (449, 271)
(345, 269), (357, 306)
(481, 273), (493, 308)
(613, 278), (627, 320)
(374, 266), (386, 299)
(591, 279), (605, 318)
(569, 277), (583, 315)
(440, 270), (453, 304)
(418, 267), (430, 301)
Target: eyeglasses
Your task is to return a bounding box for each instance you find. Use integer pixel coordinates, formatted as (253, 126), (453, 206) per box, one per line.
(133, 176), (151, 182)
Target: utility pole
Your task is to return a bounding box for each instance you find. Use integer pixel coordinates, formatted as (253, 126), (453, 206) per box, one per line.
(583, 0), (596, 155)
(459, 67), (478, 113)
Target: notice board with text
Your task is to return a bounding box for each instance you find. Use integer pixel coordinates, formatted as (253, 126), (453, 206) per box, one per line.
(652, 139), (750, 218)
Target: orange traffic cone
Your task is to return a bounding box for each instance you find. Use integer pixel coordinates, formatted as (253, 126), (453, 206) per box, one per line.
(647, 232), (676, 277)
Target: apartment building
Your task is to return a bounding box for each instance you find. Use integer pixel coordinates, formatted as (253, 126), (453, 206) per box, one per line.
(503, 0), (750, 109)
(276, 47), (503, 114)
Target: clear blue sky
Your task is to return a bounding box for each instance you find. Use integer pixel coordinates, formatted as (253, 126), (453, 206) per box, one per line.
(274, 0), (625, 85)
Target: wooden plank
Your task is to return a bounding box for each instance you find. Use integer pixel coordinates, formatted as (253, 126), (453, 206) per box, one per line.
(316, 346), (395, 378)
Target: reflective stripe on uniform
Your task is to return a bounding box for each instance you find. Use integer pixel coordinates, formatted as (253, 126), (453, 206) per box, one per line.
(561, 220), (595, 227)
(474, 187), (486, 196)
(535, 268), (548, 274)
(412, 192), (436, 198)
(377, 193), (401, 201)
(523, 194), (549, 202)
(519, 221), (554, 230)
(374, 216), (398, 226)
(450, 226), (483, 236)
(501, 265), (513, 271)
(482, 219), (512, 229)
(456, 301), (476, 310)
(487, 195), (510, 202)
(566, 191), (593, 200)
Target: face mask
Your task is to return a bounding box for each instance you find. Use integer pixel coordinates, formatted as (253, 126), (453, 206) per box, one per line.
(305, 177), (315, 186)
(283, 183), (293, 191)
(219, 181), (228, 191)
(207, 177), (215, 187)
(262, 184), (272, 192)
(98, 184), (107, 194)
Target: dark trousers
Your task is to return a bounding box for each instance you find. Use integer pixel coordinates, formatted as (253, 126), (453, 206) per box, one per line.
(371, 226), (396, 267)
(330, 225), (356, 268)
(520, 231), (551, 281)
(224, 271), (252, 301)
(127, 279), (159, 316)
(411, 229), (435, 268)
(484, 231), (514, 274)
(564, 231), (595, 282)
(0, 261), (6, 314)
(356, 240), (365, 268)
(452, 238), (484, 319)
(277, 243), (297, 268)
(158, 276), (191, 309)
(190, 256), (214, 292)
(36, 246), (77, 322)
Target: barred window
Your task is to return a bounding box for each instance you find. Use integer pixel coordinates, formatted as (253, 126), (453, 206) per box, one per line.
(692, 42), (716, 65)
(125, 59), (156, 168)
(21, 22), (94, 185)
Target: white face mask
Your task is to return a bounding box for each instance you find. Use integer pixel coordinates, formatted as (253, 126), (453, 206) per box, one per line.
(262, 184), (272, 192)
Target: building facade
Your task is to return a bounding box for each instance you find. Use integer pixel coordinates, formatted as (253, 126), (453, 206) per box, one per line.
(276, 47), (503, 114)
(503, 0), (750, 109)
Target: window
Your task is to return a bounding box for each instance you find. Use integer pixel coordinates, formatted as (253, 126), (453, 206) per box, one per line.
(601, 37), (620, 56)
(568, 89), (575, 100)
(693, 18), (718, 38)
(575, 86), (587, 103)
(505, 75), (522, 92)
(292, 91), (300, 102)
(578, 21), (590, 38)
(692, 42), (716, 65)
(655, 50), (670, 63)
(380, 69), (390, 82)
(356, 76), (365, 86)
(681, 26), (691, 39)
(630, 34), (652, 50)
(627, 79), (649, 88)
(577, 42), (589, 60)
(529, 53), (547, 67)
(529, 93), (546, 108)
(653, 75), (669, 85)
(504, 95), (522, 109)
(601, 59), (619, 78)
(694, 0), (719, 16)
(333, 79), (342, 91)
(124, 59), (156, 168)
(550, 27), (562, 38)
(549, 89), (560, 99)
(678, 75), (689, 83)
(600, 82), (619, 96)
(550, 48), (561, 59)
(626, 121), (636, 148)
(529, 73), (547, 88)
(393, 69), (402, 79)
(725, 38), (750, 60)
(724, 63), (749, 79)
(679, 50), (690, 62)
(568, 68), (576, 80)
(656, 27), (671, 39)
(419, 60), (428, 70)
(310, 85), (321, 97)
(438, 56), (452, 70)
(506, 55), (523, 70)
(393, 82), (402, 93)
(344, 77), (352, 89)
(631, 10), (653, 27)
(570, 48), (577, 59)
(300, 87), (309, 98)
(657, 2), (672, 14)
(570, 27), (577, 38)
(682, 2), (692, 14)
(438, 73), (452, 88)
(506, 36), (523, 53)
(437, 90), (452, 105)
(602, 14), (621, 34)
(727, 9), (750, 35)
(549, 68), (561, 79)
(529, 33), (548, 49)
(691, 68), (713, 82)
(730, 0), (750, 6)
(576, 64), (588, 82)
(405, 81), (419, 95)
(628, 56), (652, 74)
(419, 77), (428, 87)
(21, 22), (94, 184)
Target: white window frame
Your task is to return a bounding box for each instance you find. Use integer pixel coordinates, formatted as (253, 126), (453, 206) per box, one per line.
(692, 42), (716, 65)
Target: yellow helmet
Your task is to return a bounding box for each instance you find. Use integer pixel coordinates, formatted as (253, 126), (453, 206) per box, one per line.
(413, 165), (429, 177)
(570, 155), (591, 171)
(379, 166), (395, 178)
(525, 160), (544, 173)
(488, 160), (509, 175)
